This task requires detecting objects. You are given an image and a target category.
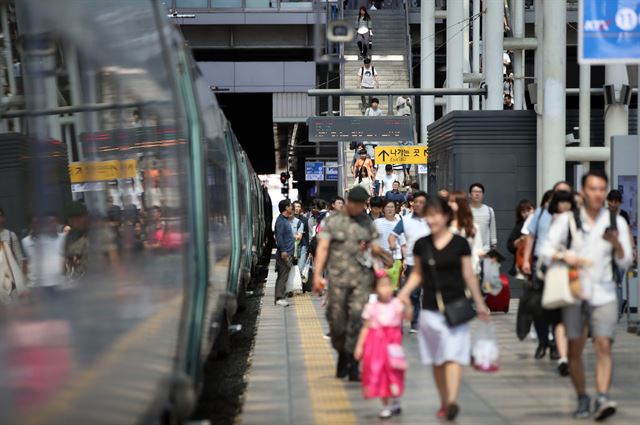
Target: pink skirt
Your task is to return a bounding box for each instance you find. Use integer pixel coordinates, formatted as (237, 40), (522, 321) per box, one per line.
(361, 326), (404, 399)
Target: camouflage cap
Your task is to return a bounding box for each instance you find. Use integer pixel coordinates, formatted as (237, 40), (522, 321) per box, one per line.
(348, 186), (370, 202)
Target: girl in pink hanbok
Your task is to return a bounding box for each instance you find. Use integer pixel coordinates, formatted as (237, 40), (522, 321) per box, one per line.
(355, 270), (412, 419)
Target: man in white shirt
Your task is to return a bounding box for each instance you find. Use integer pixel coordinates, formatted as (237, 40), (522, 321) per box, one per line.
(21, 215), (65, 288)
(357, 58), (379, 114)
(541, 171), (632, 421)
(364, 97), (384, 117)
(469, 183), (497, 251)
(389, 191), (430, 332)
(378, 164), (398, 196)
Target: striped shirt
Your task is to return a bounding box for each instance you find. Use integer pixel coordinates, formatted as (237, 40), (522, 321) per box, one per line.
(374, 217), (405, 260)
(471, 204), (497, 251)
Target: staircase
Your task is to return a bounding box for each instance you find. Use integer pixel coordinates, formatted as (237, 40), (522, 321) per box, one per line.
(340, 8), (413, 192)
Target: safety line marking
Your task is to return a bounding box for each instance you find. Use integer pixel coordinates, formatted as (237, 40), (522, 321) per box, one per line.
(294, 294), (358, 425)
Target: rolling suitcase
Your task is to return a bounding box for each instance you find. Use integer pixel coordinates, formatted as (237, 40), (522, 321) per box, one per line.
(485, 274), (510, 313)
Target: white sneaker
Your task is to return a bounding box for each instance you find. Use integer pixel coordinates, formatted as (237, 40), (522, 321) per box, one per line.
(276, 299), (290, 307)
(378, 408), (392, 419)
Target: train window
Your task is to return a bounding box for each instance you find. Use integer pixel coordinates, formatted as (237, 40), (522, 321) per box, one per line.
(0, 2), (196, 423)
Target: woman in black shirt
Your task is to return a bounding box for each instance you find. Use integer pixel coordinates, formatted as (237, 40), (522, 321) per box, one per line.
(399, 196), (489, 421)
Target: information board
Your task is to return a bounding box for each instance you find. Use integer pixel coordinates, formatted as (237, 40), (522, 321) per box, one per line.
(374, 146), (428, 165)
(305, 161), (325, 181)
(308, 116), (414, 142)
(325, 161), (339, 181)
(579, 0), (640, 63)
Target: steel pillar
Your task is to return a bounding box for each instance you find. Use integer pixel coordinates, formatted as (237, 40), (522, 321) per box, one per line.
(420, 0), (436, 191)
(512, 0), (525, 110)
(579, 65), (591, 172)
(534, 0), (544, 200)
(604, 64), (629, 179)
(462, 0), (470, 111)
(541, 0), (566, 190)
(484, 0), (503, 110)
(472, 0), (481, 110)
(446, 0), (464, 112)
(637, 66), (640, 254)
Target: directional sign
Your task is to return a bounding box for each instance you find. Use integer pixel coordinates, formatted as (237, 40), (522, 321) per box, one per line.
(305, 161), (325, 181)
(69, 159), (137, 183)
(579, 0), (640, 63)
(325, 161), (339, 181)
(374, 146), (428, 165)
(308, 116), (414, 142)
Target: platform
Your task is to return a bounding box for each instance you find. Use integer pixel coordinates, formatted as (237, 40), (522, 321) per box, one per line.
(241, 264), (640, 424)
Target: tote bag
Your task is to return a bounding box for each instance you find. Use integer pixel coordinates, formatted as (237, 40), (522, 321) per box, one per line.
(542, 263), (577, 309)
(542, 214), (581, 309)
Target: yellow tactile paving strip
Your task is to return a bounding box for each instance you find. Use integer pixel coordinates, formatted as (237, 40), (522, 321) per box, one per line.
(294, 294), (358, 425)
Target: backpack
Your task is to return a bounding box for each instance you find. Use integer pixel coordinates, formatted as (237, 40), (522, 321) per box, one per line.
(360, 66), (375, 77)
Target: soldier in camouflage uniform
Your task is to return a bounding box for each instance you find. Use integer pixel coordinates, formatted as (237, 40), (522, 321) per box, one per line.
(313, 186), (392, 381)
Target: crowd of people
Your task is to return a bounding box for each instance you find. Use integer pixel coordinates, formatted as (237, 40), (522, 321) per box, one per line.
(0, 199), (177, 303)
(273, 170), (634, 422)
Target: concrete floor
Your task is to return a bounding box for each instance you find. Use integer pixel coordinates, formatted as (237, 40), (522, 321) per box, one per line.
(241, 264), (640, 425)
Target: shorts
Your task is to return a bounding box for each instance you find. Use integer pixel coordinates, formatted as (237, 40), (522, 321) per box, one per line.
(563, 300), (617, 341)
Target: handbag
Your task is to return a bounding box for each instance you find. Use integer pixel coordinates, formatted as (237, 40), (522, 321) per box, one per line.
(542, 213), (581, 309)
(387, 343), (408, 370)
(425, 240), (477, 327)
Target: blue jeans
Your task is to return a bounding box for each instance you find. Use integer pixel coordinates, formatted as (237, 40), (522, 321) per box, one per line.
(404, 265), (421, 329)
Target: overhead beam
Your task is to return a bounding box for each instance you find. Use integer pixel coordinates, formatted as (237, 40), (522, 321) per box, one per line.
(308, 88), (487, 96)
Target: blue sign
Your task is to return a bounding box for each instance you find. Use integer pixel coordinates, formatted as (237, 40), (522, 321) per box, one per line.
(325, 161), (339, 181)
(305, 161), (324, 181)
(580, 0), (640, 63)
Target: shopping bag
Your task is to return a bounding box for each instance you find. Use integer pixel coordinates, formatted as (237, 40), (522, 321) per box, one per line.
(286, 265), (303, 294)
(300, 258), (311, 283)
(387, 343), (408, 371)
(386, 259), (403, 291)
(472, 322), (500, 372)
(481, 258), (503, 296)
(542, 263), (578, 309)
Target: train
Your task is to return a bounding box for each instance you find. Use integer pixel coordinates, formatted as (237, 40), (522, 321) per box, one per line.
(0, 1), (273, 424)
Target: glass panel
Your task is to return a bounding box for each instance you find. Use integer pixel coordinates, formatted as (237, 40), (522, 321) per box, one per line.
(176, 0), (209, 7)
(245, 0), (274, 8)
(0, 1), (191, 423)
(279, 0), (313, 10)
(210, 0), (242, 8)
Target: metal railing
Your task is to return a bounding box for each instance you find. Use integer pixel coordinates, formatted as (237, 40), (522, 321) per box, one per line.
(172, 0), (315, 12)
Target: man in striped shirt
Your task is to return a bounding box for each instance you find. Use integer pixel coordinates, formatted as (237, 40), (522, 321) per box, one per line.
(469, 183), (497, 251)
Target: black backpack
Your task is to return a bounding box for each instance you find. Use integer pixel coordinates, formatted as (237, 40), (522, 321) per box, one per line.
(360, 66), (375, 77)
